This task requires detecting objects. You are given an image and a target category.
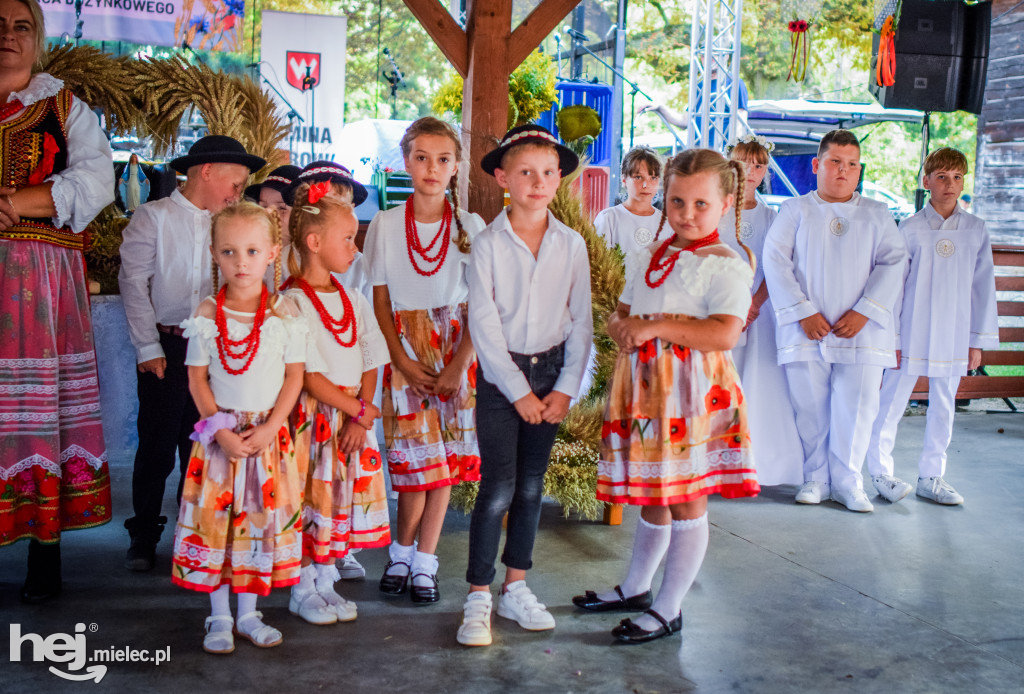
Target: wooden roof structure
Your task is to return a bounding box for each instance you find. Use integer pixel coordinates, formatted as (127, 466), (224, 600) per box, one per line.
(401, 0), (583, 220)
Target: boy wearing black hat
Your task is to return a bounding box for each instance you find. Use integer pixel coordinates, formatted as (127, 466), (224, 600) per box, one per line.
(458, 125), (593, 647)
(118, 135), (265, 571)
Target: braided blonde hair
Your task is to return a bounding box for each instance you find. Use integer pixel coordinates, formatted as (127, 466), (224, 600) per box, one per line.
(286, 182), (358, 279)
(400, 116), (471, 253)
(209, 201), (283, 293)
(654, 149), (755, 273)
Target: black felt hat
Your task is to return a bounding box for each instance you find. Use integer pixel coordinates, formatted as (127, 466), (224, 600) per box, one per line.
(283, 161), (368, 206)
(480, 124), (579, 177)
(169, 135), (266, 174)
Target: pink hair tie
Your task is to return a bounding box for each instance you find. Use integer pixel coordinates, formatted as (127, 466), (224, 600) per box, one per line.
(190, 411), (239, 446)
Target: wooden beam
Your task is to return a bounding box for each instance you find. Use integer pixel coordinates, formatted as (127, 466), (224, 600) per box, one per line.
(401, 0), (468, 77)
(463, 0), (513, 220)
(509, 0), (582, 69)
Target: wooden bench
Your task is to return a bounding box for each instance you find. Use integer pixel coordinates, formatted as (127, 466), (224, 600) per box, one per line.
(911, 244), (1024, 405)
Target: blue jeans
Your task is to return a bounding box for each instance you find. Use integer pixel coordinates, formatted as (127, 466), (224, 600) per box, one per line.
(465, 342), (564, 586)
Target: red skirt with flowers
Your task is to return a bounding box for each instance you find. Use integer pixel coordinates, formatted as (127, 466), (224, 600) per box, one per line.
(171, 410), (303, 595)
(0, 240), (111, 547)
(597, 314), (759, 506)
(291, 389), (390, 564)
(382, 303), (480, 491)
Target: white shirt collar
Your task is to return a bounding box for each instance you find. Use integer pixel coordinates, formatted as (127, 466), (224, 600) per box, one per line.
(171, 188), (211, 216)
(923, 200), (961, 227)
(8, 73), (63, 107)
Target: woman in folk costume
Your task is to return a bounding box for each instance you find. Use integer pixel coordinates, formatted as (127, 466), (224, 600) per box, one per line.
(0, 0), (115, 603)
(118, 152), (150, 212)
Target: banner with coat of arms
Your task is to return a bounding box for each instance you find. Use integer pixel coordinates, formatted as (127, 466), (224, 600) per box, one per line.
(40, 0), (244, 51)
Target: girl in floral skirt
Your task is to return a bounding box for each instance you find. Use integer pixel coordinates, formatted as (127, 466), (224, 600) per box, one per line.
(284, 183), (391, 625)
(573, 149), (760, 644)
(172, 202), (307, 654)
(364, 117), (485, 604)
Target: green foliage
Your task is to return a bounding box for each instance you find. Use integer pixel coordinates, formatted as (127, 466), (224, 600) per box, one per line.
(84, 205), (130, 294)
(432, 50), (557, 127)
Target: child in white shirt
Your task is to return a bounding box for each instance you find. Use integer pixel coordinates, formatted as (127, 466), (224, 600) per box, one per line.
(594, 145), (663, 254)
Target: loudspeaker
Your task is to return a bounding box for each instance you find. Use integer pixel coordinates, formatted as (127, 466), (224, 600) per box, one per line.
(892, 0), (965, 56)
(958, 56), (988, 114)
(871, 48), (961, 112)
(962, 0), (992, 58)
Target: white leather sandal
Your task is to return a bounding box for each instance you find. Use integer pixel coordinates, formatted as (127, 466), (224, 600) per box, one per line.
(203, 615), (235, 654)
(234, 610), (283, 648)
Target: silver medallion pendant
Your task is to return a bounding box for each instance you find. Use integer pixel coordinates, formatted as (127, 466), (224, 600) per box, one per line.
(634, 226), (654, 247)
(738, 222), (754, 241)
(829, 216), (849, 236)
(935, 239), (956, 258)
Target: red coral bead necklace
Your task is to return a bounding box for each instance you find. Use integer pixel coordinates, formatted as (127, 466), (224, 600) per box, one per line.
(645, 230), (721, 288)
(292, 275), (358, 347)
(405, 192), (452, 276)
(215, 284), (268, 375)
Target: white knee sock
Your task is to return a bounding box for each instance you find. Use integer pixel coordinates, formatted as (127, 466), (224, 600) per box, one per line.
(208, 585), (232, 632)
(632, 513), (709, 632)
(597, 516), (671, 602)
(411, 551), (439, 588)
(385, 541), (416, 576)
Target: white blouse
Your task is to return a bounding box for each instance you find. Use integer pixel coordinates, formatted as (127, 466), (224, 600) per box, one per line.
(4, 73), (114, 233)
(622, 246), (754, 320)
(719, 200), (777, 291)
(364, 202), (485, 311)
(286, 285), (391, 388)
(182, 297), (308, 412)
(594, 204), (662, 255)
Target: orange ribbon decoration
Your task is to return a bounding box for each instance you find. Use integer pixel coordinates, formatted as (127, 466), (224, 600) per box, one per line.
(877, 15), (896, 87)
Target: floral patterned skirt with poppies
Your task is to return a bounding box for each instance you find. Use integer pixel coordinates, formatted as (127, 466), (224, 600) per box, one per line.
(382, 303), (481, 492)
(291, 389), (391, 564)
(171, 410), (303, 595)
(597, 316), (759, 506)
(0, 240), (111, 547)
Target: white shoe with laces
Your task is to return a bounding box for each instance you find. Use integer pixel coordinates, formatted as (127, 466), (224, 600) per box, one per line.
(497, 581), (555, 631)
(795, 481), (830, 505)
(917, 476), (964, 505)
(872, 474), (913, 503)
(456, 592), (493, 647)
(337, 553), (366, 580)
(830, 486), (874, 513)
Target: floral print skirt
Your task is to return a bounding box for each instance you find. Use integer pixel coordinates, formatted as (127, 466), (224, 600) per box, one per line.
(382, 302), (480, 492)
(171, 410), (302, 595)
(0, 240), (110, 547)
(597, 314), (759, 506)
(291, 388), (390, 564)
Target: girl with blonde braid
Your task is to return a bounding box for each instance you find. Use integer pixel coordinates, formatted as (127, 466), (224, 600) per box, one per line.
(364, 117), (485, 604)
(172, 202), (308, 654)
(574, 149), (759, 644)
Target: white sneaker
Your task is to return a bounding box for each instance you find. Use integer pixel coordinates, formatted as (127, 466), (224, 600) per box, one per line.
(872, 474), (913, 503)
(456, 592), (493, 647)
(337, 553), (366, 580)
(795, 481), (830, 505)
(496, 581), (555, 631)
(917, 476), (964, 505)
(830, 487), (874, 513)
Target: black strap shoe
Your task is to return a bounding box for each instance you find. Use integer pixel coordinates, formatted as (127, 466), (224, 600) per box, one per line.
(410, 573), (440, 604)
(572, 585), (653, 612)
(611, 608), (683, 644)
(378, 561), (411, 595)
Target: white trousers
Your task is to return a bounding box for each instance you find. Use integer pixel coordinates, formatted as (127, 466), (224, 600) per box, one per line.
(783, 361), (885, 491)
(867, 369), (961, 479)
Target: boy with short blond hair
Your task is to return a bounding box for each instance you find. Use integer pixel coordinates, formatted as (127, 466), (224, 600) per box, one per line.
(457, 125), (593, 647)
(763, 129), (907, 513)
(866, 147), (998, 505)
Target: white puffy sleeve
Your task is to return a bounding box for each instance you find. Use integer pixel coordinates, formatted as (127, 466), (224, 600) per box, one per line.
(181, 314), (217, 367)
(49, 94), (115, 233)
(704, 256), (755, 321)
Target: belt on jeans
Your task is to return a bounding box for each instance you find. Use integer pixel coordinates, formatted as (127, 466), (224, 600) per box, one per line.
(156, 323), (186, 337)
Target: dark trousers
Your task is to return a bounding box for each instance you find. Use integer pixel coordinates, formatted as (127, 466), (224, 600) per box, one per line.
(126, 331), (200, 540)
(466, 343), (564, 586)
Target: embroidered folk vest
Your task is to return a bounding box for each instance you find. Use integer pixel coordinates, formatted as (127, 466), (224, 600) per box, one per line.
(0, 89), (80, 251)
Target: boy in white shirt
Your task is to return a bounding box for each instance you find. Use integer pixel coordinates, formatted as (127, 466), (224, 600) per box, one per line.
(118, 136), (265, 571)
(763, 129), (906, 513)
(594, 145), (663, 254)
(866, 147), (998, 505)
(457, 125), (593, 647)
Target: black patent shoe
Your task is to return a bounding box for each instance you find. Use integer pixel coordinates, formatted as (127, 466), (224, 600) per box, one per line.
(573, 585), (653, 612)
(410, 573), (440, 604)
(378, 561), (411, 595)
(611, 609), (682, 644)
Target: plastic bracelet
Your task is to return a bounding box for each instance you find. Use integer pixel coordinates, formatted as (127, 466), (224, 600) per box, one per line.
(356, 398), (366, 420)
(189, 411), (238, 446)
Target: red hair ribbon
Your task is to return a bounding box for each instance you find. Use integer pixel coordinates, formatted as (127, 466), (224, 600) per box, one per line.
(308, 180), (331, 204)
(787, 19), (810, 83)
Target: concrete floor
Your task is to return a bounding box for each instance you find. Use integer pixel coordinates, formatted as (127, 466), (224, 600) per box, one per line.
(2, 407), (1023, 693)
